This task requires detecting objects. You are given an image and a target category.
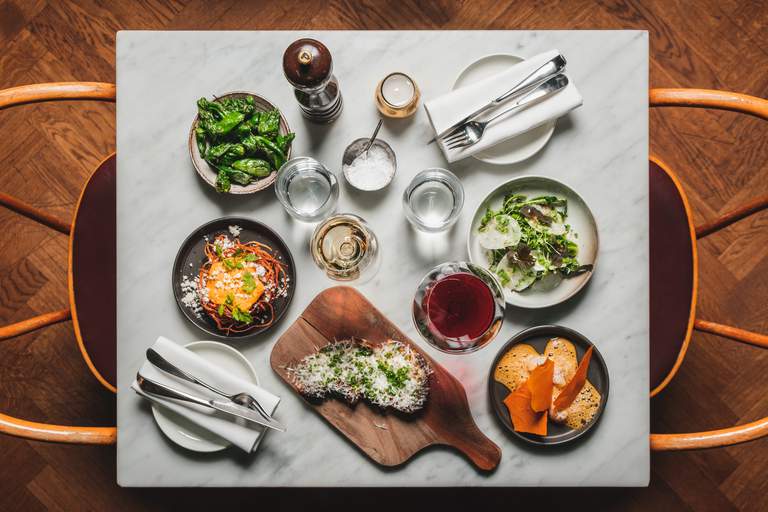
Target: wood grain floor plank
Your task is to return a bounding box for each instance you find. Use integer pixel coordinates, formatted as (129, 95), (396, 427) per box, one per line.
(0, 28), (49, 88)
(164, 0), (238, 29)
(653, 451), (739, 512)
(726, 0), (768, 54)
(0, 0), (47, 47)
(27, 4), (115, 81)
(47, 0), (121, 70)
(95, 0), (184, 29)
(718, 211), (768, 280)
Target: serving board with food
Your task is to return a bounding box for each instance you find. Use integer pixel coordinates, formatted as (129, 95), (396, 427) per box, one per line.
(117, 30), (649, 487)
(271, 286), (501, 469)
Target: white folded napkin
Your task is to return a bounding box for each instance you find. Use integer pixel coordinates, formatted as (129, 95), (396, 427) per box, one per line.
(425, 49), (583, 163)
(131, 336), (280, 453)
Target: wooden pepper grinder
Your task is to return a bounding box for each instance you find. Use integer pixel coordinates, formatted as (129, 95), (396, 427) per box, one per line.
(283, 38), (343, 124)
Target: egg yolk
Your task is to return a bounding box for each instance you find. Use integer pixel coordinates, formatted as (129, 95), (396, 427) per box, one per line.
(206, 261), (265, 311)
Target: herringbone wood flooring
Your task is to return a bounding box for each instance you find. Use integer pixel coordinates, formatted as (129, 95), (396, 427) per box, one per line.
(1, 1), (767, 510)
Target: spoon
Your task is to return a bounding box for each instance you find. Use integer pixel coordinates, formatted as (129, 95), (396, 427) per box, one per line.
(361, 118), (384, 154)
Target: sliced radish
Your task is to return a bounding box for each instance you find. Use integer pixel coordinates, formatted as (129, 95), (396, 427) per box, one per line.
(499, 255), (537, 292)
(478, 215), (521, 250)
(532, 271), (563, 291)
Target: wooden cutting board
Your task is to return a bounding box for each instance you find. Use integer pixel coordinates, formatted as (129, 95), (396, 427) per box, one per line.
(270, 286), (501, 471)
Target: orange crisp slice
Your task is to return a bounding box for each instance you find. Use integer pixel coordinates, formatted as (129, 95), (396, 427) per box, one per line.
(553, 346), (593, 412)
(503, 381), (548, 436)
(527, 359), (554, 412)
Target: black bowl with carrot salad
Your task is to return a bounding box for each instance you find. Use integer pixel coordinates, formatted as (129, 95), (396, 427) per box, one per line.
(172, 217), (295, 338)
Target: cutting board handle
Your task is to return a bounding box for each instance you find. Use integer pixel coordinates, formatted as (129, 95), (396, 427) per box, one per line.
(437, 424), (502, 471)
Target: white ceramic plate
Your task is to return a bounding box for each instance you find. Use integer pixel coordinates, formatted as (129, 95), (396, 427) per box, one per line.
(151, 340), (259, 453)
(453, 54), (556, 165)
(467, 175), (598, 309)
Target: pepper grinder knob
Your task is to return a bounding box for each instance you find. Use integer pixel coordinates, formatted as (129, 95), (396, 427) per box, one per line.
(283, 38), (343, 123)
(298, 50), (312, 66)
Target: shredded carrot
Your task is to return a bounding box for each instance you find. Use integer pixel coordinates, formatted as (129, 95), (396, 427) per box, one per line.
(528, 359), (554, 412)
(553, 346), (593, 412)
(503, 381), (548, 436)
(198, 234), (289, 334)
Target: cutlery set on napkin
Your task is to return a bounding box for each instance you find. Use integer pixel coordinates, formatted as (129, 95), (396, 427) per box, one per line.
(425, 49), (583, 162)
(132, 336), (283, 453)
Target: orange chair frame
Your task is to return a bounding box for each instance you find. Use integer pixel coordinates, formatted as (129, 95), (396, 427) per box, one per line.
(0, 82), (116, 444)
(648, 88), (768, 451)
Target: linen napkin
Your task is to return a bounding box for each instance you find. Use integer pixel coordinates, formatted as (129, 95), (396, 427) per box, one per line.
(131, 336), (280, 453)
(425, 49), (583, 163)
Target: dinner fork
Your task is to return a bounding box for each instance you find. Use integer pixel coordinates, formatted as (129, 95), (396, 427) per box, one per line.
(429, 54), (567, 144)
(136, 373), (285, 432)
(443, 74), (570, 151)
(146, 348), (285, 431)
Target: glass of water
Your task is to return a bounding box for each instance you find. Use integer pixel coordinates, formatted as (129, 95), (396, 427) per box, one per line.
(402, 168), (464, 232)
(275, 157), (339, 222)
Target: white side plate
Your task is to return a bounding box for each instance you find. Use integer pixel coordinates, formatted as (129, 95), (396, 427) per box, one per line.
(467, 175), (599, 308)
(453, 54), (556, 165)
(151, 340), (259, 453)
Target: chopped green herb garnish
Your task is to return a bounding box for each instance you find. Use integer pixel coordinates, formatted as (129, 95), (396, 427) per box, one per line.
(231, 306), (253, 324)
(242, 272), (257, 293)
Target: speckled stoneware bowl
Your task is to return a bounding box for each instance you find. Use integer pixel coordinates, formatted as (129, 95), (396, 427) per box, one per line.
(188, 91), (292, 194)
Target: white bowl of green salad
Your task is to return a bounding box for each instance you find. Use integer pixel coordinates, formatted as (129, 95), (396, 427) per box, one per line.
(467, 175), (598, 309)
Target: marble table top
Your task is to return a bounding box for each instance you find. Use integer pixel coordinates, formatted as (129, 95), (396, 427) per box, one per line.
(116, 30), (649, 487)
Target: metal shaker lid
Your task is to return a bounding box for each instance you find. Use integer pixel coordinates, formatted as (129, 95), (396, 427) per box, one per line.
(283, 38), (333, 89)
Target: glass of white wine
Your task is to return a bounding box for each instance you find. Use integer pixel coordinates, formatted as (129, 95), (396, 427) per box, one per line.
(310, 213), (379, 282)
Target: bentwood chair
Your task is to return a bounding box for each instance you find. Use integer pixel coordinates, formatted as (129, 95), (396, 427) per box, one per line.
(648, 89), (768, 451)
(0, 82), (116, 444)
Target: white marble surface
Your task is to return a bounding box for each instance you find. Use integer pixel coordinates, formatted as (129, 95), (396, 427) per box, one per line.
(116, 30), (649, 487)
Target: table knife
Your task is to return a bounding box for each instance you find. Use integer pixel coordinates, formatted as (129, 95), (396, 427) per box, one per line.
(136, 373), (286, 432)
(145, 347), (282, 430)
(428, 53), (567, 144)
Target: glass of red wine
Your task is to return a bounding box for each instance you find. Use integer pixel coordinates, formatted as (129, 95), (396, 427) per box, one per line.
(412, 261), (505, 354)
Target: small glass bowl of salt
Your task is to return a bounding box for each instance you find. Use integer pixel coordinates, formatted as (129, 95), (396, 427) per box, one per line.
(341, 138), (397, 192)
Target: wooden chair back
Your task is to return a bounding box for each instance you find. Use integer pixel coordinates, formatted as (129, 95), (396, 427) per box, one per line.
(0, 82), (116, 444)
(649, 88), (768, 450)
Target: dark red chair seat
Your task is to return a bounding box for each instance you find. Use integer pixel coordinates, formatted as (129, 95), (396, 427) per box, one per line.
(649, 158), (696, 394)
(69, 154), (116, 391)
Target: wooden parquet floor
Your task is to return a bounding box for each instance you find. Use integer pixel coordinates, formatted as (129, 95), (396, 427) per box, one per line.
(0, 0), (766, 510)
